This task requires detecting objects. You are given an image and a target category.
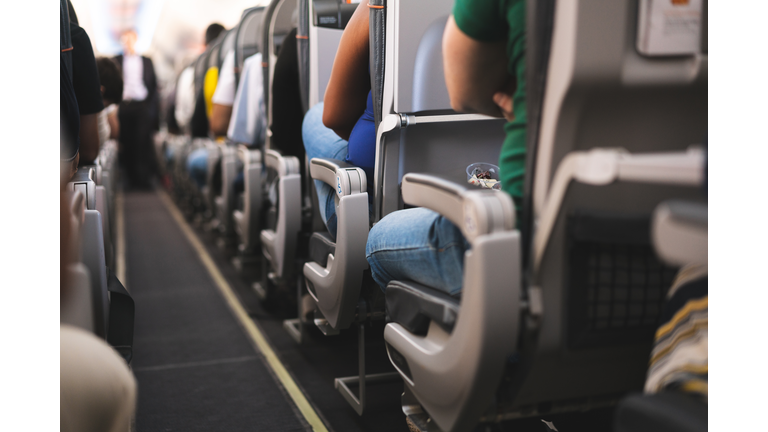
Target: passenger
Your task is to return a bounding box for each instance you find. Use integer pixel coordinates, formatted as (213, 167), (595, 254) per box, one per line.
(95, 58), (123, 145)
(68, 9), (105, 168)
(186, 23), (226, 190)
(365, 0), (527, 295)
(114, 28), (160, 190)
(302, 0), (375, 239)
(228, 51), (267, 195)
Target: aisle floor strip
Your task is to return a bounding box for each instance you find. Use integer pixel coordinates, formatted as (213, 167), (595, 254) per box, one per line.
(116, 190), (127, 288)
(157, 190), (329, 432)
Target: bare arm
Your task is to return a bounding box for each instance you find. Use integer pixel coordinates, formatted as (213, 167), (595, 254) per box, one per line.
(442, 16), (514, 119)
(210, 103), (233, 137)
(107, 109), (120, 140)
(78, 113), (100, 165)
(322, 0), (371, 140)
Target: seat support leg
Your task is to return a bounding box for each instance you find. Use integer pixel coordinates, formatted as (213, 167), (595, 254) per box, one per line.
(334, 302), (400, 415)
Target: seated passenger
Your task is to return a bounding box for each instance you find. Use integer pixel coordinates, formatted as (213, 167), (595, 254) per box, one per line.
(186, 23), (226, 190)
(228, 51), (267, 195)
(71, 18), (105, 167)
(365, 0), (526, 295)
(302, 0), (375, 238)
(95, 57), (123, 146)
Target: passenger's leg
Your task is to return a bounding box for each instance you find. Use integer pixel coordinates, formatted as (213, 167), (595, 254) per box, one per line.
(186, 147), (209, 190)
(366, 208), (469, 296)
(302, 102), (348, 238)
(60, 325), (137, 432)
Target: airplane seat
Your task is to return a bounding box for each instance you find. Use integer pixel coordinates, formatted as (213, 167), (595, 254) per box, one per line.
(256, 0), (353, 306)
(296, 0), (310, 114)
(382, 0), (708, 431)
(230, 6), (266, 262)
(61, 189), (95, 333)
(235, 6), (266, 85)
(614, 198), (707, 432)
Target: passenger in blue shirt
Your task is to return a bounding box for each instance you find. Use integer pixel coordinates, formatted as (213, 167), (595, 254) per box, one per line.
(302, 0), (375, 239)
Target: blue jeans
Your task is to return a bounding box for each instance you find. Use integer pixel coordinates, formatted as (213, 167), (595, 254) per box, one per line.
(187, 147), (209, 189)
(366, 208), (469, 296)
(302, 102), (349, 238)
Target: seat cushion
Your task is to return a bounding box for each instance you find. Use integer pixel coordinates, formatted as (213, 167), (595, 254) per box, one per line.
(308, 231), (335, 268)
(385, 280), (460, 335)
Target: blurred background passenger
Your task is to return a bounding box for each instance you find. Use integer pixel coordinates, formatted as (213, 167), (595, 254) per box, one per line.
(186, 23), (226, 190)
(115, 29), (159, 190)
(95, 57), (124, 145)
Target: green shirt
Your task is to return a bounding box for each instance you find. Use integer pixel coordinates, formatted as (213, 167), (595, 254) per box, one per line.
(453, 0), (526, 219)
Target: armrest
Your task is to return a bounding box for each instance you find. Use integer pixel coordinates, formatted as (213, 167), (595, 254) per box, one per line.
(237, 144), (261, 165)
(309, 158), (367, 198)
(652, 200), (707, 267)
(69, 166), (96, 210)
(401, 173), (515, 243)
(265, 149), (300, 176)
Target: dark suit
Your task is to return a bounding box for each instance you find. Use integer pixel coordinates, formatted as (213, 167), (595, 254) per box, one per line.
(114, 54), (159, 189)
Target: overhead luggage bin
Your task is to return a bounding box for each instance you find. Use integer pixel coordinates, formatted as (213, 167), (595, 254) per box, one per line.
(382, 0), (708, 431)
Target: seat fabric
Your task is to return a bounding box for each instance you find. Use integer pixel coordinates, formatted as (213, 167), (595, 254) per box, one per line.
(385, 280), (460, 335)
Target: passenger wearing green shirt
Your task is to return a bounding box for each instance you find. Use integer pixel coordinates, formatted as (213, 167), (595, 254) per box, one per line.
(365, 0), (526, 295)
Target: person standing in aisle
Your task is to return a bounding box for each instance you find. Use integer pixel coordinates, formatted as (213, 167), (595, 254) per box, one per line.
(114, 28), (159, 190)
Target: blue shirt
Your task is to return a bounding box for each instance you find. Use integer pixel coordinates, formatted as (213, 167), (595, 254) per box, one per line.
(346, 90), (376, 194)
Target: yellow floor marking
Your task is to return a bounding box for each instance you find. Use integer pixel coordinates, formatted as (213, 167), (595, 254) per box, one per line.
(157, 190), (328, 432)
(116, 190), (127, 289)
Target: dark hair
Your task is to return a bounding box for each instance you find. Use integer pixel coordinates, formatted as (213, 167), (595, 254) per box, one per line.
(96, 57), (123, 105)
(205, 23), (225, 46)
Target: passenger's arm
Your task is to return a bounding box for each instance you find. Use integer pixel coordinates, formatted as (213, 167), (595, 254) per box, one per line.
(107, 109), (120, 140)
(210, 103), (233, 137)
(322, 0), (370, 141)
(78, 113), (100, 165)
(442, 16), (513, 119)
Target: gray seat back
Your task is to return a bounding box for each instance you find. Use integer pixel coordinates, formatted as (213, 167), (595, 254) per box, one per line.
(296, 0), (310, 113)
(516, 0), (707, 412)
(262, 0), (299, 149)
(308, 0), (356, 107)
(373, 0), (506, 221)
(235, 6), (266, 85)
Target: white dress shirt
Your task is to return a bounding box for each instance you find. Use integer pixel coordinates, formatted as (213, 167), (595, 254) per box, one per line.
(122, 54), (148, 101)
(174, 66), (196, 131)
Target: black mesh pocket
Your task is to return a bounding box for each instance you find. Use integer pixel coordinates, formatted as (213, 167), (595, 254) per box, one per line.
(566, 213), (677, 349)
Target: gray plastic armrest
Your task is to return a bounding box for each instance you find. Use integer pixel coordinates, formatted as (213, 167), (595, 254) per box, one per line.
(81, 209), (109, 339)
(652, 200), (707, 267)
(401, 173), (515, 243)
(260, 149), (302, 280)
(234, 145), (263, 253)
(385, 230), (521, 432)
(384, 172), (521, 432)
(69, 167), (96, 210)
(303, 157), (369, 330)
(309, 157), (367, 197)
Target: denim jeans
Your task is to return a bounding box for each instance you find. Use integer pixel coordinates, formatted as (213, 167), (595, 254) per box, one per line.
(186, 147), (209, 189)
(302, 102), (349, 238)
(366, 207), (469, 296)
